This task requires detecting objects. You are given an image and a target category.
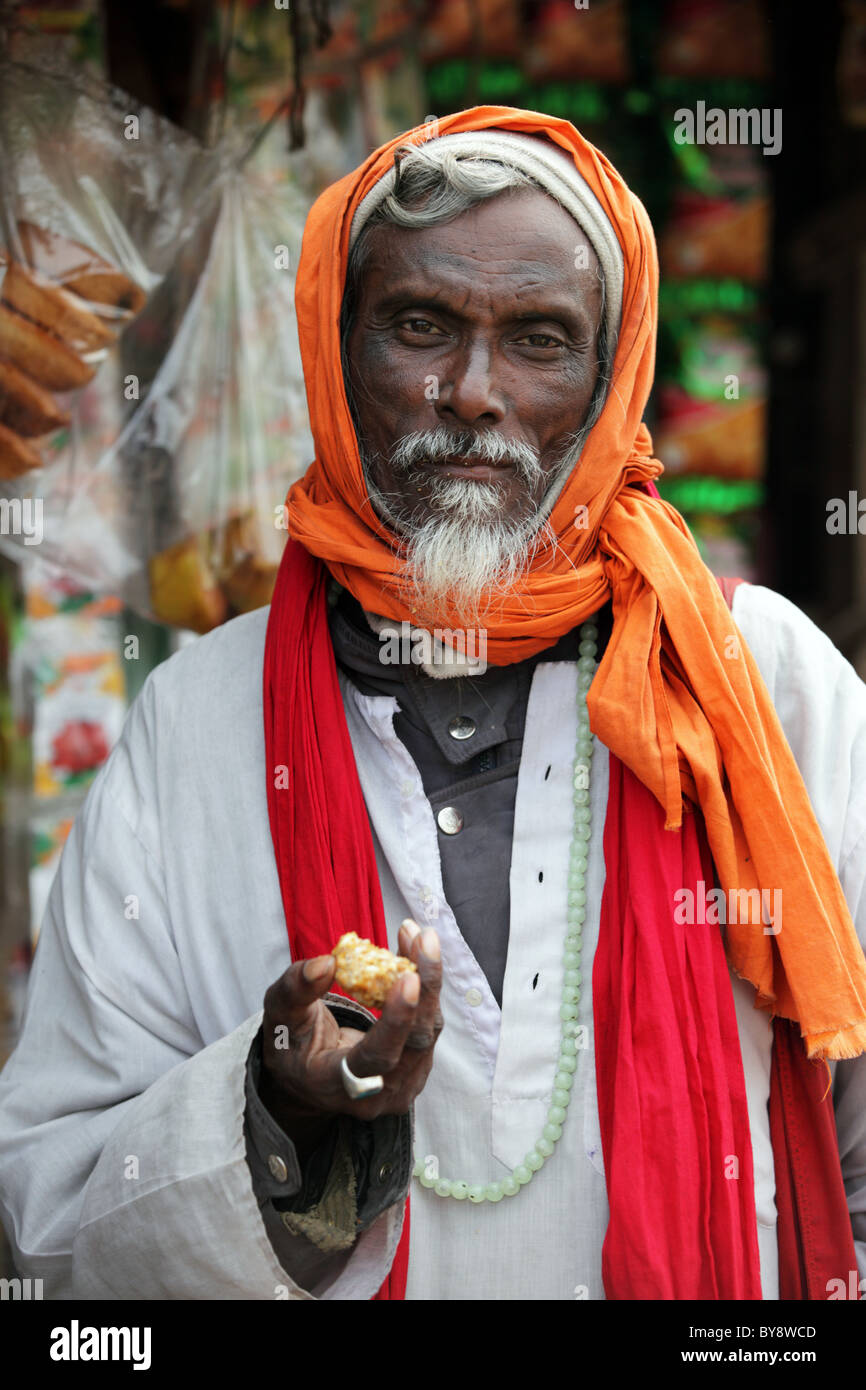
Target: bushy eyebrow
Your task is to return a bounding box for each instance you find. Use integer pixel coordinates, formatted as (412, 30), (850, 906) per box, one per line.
(369, 286), (596, 336)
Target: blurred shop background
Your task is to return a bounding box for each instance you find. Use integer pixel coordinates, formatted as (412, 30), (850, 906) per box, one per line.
(0, 0), (865, 1274)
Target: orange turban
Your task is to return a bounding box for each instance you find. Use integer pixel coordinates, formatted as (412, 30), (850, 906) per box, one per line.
(285, 105), (866, 1060)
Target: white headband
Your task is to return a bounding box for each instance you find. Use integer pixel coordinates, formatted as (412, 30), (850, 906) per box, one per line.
(349, 128), (623, 349)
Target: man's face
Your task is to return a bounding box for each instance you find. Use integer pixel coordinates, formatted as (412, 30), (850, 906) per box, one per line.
(344, 185), (604, 623)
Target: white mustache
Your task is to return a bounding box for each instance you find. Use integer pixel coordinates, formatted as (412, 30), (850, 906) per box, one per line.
(358, 424), (568, 627)
(389, 426), (543, 484)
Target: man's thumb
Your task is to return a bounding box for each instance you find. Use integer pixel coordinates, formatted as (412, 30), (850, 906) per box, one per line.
(302, 955), (335, 989)
(270, 955), (336, 1032)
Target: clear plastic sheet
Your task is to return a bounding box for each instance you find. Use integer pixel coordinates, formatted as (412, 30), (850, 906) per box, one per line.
(0, 57), (313, 630)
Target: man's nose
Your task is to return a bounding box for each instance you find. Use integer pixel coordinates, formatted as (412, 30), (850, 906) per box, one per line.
(434, 341), (507, 427)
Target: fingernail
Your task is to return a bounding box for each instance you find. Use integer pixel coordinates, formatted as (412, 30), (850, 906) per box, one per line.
(402, 973), (420, 1004)
(422, 929), (440, 962)
(401, 918), (421, 940)
(303, 955), (333, 982)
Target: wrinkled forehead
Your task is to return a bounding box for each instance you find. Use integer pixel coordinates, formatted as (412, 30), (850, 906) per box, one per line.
(348, 128), (623, 348)
(349, 189), (603, 323)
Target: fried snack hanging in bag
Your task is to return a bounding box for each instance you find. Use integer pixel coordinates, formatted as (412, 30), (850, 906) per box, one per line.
(0, 360), (69, 436)
(0, 216), (147, 477)
(16, 220), (147, 315)
(149, 536), (228, 634)
(216, 513), (279, 615)
(332, 932), (418, 1010)
(222, 554), (278, 614)
(0, 302), (95, 392)
(0, 420), (42, 478)
(0, 56), (217, 587)
(0, 259), (115, 351)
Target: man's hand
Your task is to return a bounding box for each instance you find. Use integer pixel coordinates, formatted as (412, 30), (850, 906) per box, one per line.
(258, 920), (442, 1157)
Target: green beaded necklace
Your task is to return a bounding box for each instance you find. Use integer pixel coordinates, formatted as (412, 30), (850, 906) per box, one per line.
(412, 619), (598, 1203)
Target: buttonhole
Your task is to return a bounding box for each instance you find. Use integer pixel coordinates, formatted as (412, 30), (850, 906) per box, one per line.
(544, 765), (551, 781)
(532, 973), (539, 990)
(538, 871), (543, 883)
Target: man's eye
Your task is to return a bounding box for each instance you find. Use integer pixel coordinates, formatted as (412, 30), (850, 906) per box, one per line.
(402, 318), (443, 335)
(518, 332), (563, 348)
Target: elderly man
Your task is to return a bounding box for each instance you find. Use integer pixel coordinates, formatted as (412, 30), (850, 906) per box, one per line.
(2, 107), (866, 1303)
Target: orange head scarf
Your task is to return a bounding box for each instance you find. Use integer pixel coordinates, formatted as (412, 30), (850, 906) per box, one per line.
(285, 105), (866, 1060)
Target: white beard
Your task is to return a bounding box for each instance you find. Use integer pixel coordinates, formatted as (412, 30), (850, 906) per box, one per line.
(400, 480), (547, 628)
(387, 475), (551, 627)
(363, 426), (577, 628)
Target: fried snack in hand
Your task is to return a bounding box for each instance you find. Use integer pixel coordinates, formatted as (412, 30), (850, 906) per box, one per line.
(0, 420), (42, 478)
(0, 360), (70, 437)
(332, 931), (418, 1010)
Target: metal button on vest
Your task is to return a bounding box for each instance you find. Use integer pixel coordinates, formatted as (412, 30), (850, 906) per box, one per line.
(448, 715), (476, 741)
(437, 806), (464, 835)
(267, 1154), (289, 1183)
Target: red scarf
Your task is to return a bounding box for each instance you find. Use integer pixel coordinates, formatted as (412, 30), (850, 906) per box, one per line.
(263, 544), (858, 1300)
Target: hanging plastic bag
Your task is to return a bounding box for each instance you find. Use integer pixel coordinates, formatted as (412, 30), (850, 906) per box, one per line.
(113, 165), (312, 631)
(0, 57), (214, 489)
(0, 55), (312, 630)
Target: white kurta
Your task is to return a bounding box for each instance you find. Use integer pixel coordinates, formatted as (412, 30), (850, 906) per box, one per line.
(1, 583), (865, 1300)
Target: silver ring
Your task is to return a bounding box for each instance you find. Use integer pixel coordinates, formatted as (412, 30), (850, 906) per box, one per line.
(340, 1054), (384, 1101)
